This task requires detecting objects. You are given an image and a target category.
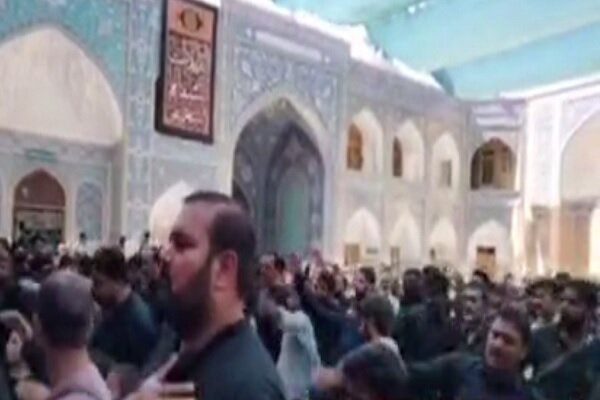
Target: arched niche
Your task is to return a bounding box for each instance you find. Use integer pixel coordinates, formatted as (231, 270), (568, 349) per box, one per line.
(344, 208), (382, 266)
(561, 110), (600, 201)
(13, 169), (66, 246)
(0, 27), (122, 145)
(428, 217), (458, 268)
(233, 98), (324, 254)
(394, 120), (425, 182)
(471, 138), (515, 190)
(389, 211), (422, 266)
(347, 109), (384, 174)
(467, 220), (512, 279)
(431, 133), (460, 190)
(148, 181), (194, 246)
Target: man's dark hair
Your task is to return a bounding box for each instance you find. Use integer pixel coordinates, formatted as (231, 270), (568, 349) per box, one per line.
(359, 266), (377, 286)
(403, 268), (422, 278)
(184, 191), (257, 303)
(526, 278), (560, 297)
(565, 279), (598, 310)
(58, 254), (74, 269)
(38, 271), (94, 348)
(496, 304), (531, 346)
(274, 256), (286, 274)
(341, 343), (409, 400)
(317, 270), (336, 295)
(423, 266), (449, 298)
(464, 281), (489, 304)
(93, 247), (129, 283)
(359, 295), (395, 337)
(473, 269), (491, 287)
(78, 255), (93, 277)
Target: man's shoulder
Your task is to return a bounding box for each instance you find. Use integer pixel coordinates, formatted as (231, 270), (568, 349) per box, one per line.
(204, 337), (285, 400)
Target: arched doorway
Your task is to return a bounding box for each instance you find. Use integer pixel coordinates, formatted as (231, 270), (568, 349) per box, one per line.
(394, 120), (425, 182)
(13, 170), (66, 248)
(0, 27), (123, 244)
(431, 133), (460, 191)
(471, 139), (515, 190)
(344, 208), (382, 267)
(389, 211), (422, 270)
(347, 109), (384, 174)
(232, 99), (324, 255)
(560, 110), (600, 275)
(428, 217), (458, 271)
(467, 220), (512, 279)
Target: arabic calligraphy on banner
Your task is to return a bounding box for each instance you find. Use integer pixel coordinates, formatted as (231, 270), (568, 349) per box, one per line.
(155, 0), (218, 143)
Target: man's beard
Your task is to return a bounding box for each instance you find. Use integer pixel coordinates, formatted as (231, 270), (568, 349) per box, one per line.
(167, 255), (214, 341)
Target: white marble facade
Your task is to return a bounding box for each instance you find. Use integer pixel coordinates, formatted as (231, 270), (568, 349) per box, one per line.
(0, 0), (599, 277)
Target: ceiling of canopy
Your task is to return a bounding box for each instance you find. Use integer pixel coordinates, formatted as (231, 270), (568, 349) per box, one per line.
(272, 0), (600, 99)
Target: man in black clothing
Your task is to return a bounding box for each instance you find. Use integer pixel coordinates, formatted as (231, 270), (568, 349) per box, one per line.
(0, 244), (16, 400)
(458, 281), (489, 355)
(256, 254), (286, 361)
(135, 191), (285, 400)
(91, 247), (159, 369)
(408, 305), (543, 400)
(395, 267), (459, 361)
(528, 279), (596, 372)
(527, 279), (598, 399)
(297, 269), (345, 366)
(400, 268), (424, 308)
(527, 278), (559, 331)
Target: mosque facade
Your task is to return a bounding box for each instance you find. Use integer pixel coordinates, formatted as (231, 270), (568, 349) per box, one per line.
(0, 0), (599, 278)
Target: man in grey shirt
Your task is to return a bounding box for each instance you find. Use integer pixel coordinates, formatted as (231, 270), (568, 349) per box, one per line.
(38, 271), (111, 400)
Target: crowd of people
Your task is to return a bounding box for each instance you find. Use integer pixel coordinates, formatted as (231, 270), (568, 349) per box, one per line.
(1, 190), (600, 400)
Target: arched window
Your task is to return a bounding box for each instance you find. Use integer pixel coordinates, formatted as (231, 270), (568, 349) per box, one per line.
(347, 123), (364, 170)
(471, 139), (515, 190)
(393, 138), (403, 177)
(13, 170), (66, 246)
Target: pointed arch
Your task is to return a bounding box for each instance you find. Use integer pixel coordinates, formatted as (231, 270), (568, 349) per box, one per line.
(561, 110), (600, 200)
(395, 120), (425, 182)
(389, 211), (422, 263)
(233, 96), (325, 254)
(431, 133), (460, 189)
(467, 220), (512, 278)
(348, 109), (384, 174)
(428, 217), (458, 267)
(149, 181), (194, 246)
(344, 208), (382, 265)
(13, 169), (66, 245)
(0, 27), (122, 145)
(14, 170), (66, 209)
(471, 138), (515, 190)
(233, 88), (329, 160)
(347, 123), (365, 171)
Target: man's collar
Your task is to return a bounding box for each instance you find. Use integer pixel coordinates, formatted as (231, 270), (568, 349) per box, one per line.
(165, 319), (247, 382)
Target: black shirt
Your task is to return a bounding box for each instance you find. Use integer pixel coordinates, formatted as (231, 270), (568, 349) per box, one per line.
(165, 320), (285, 400)
(92, 292), (159, 368)
(409, 353), (544, 400)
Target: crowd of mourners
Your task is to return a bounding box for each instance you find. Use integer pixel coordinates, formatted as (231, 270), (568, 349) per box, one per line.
(1, 191), (600, 400)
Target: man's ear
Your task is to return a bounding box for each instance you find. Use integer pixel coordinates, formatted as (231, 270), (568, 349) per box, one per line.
(213, 250), (239, 291)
